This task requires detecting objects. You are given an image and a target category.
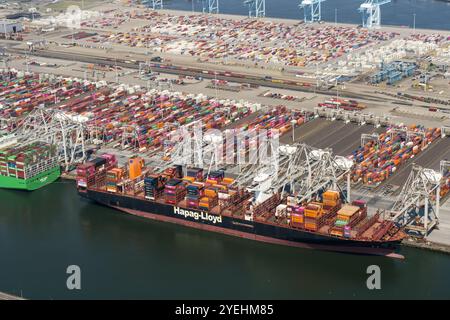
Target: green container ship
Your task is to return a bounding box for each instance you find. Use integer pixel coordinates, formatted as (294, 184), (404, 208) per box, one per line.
(0, 142), (61, 191)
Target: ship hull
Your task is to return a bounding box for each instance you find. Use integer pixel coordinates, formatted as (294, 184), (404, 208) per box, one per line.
(80, 189), (404, 259)
(0, 166), (61, 191)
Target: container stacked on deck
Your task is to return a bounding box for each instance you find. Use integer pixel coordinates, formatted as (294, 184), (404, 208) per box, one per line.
(76, 154), (117, 189)
(0, 71), (98, 120)
(300, 190), (342, 231)
(164, 178), (186, 205)
(350, 126), (441, 185)
(216, 177), (236, 209)
(185, 168), (204, 208)
(144, 175), (165, 200)
(198, 171), (224, 211)
(199, 186), (219, 211)
(106, 167), (124, 193)
(304, 202), (325, 232)
(0, 142), (57, 180)
(329, 201), (367, 237)
(289, 205), (305, 228)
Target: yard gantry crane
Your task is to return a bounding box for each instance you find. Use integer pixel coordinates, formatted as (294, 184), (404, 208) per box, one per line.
(201, 0), (219, 14)
(299, 0), (326, 23)
(358, 0), (391, 29)
(243, 0), (265, 18)
(390, 165), (442, 237)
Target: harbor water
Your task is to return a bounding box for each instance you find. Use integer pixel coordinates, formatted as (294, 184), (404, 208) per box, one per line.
(167, 0), (450, 31)
(1, 181), (450, 299)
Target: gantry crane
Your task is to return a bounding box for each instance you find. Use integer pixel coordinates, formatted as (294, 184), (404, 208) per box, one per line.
(243, 0), (265, 18)
(201, 0), (219, 14)
(299, 0), (326, 23)
(143, 0), (164, 10)
(234, 142), (353, 205)
(358, 0), (391, 29)
(10, 106), (89, 171)
(390, 165), (442, 236)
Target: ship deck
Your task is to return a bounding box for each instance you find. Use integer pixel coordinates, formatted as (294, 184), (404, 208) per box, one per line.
(118, 189), (396, 243)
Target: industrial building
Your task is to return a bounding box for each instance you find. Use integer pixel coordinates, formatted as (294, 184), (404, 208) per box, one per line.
(0, 20), (23, 35)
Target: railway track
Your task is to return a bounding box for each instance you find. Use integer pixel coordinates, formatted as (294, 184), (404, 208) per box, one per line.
(6, 47), (400, 103)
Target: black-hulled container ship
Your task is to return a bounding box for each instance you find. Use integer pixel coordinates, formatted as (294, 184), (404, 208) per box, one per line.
(77, 155), (406, 258)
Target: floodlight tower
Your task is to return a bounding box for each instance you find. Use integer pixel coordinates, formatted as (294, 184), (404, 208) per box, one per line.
(358, 0), (391, 29)
(202, 0), (219, 14)
(243, 0), (265, 18)
(299, 0), (326, 23)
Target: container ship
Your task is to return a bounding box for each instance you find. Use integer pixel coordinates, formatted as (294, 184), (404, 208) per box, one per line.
(0, 142), (60, 191)
(77, 154), (405, 257)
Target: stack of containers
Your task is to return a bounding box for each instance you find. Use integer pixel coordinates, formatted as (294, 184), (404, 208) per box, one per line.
(76, 154), (117, 189)
(199, 187), (219, 211)
(164, 179), (186, 205)
(144, 175), (165, 200)
(186, 183), (204, 209)
(322, 190), (341, 212)
(207, 171), (224, 185)
(0, 142), (57, 180)
(304, 202), (324, 231)
(57, 88), (255, 154)
(330, 200), (367, 237)
(0, 71), (98, 119)
(186, 168), (203, 181)
(76, 162), (96, 188)
(106, 168), (124, 193)
(290, 206), (305, 228)
(351, 127), (441, 185)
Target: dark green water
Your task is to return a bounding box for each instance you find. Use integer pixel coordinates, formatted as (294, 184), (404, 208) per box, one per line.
(1, 180), (450, 299)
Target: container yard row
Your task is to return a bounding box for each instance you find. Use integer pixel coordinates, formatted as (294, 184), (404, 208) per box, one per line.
(76, 10), (397, 67)
(0, 70), (103, 121)
(350, 126), (442, 186)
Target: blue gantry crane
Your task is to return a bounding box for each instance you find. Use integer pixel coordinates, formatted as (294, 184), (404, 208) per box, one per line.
(201, 0), (219, 14)
(358, 0), (391, 28)
(243, 0), (266, 18)
(299, 0), (326, 23)
(142, 0), (163, 10)
(153, 0), (164, 10)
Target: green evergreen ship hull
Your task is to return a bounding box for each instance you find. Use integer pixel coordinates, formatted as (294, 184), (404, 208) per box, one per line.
(0, 166), (61, 191)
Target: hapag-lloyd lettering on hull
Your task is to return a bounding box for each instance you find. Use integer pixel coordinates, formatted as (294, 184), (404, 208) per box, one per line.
(174, 207), (223, 224)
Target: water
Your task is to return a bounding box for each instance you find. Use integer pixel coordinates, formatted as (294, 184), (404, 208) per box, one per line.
(163, 0), (450, 31)
(1, 181), (450, 299)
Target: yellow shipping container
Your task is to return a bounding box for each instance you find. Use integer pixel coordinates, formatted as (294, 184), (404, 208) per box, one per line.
(336, 205), (360, 221)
